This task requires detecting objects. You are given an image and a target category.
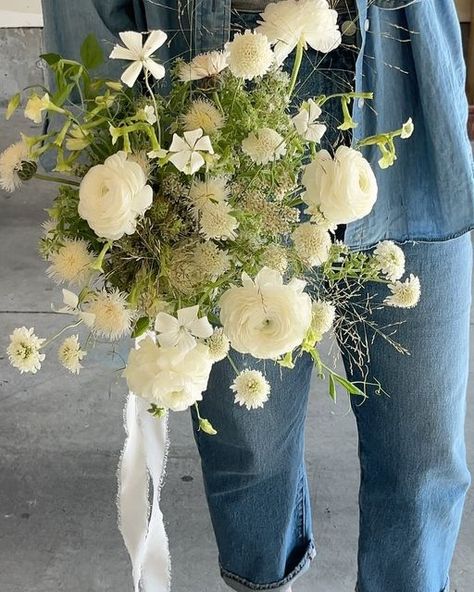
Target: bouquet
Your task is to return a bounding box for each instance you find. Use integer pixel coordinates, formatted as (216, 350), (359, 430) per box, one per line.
(2, 1), (419, 432)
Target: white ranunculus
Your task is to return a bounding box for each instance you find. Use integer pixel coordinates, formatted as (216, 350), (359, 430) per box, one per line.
(123, 336), (214, 411)
(302, 146), (378, 225)
(256, 0), (341, 65)
(78, 151), (153, 240)
(219, 267), (312, 359)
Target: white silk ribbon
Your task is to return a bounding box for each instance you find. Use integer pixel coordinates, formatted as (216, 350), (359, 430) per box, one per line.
(118, 390), (171, 592)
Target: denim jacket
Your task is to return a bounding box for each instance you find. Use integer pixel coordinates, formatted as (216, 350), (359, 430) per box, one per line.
(41, 0), (474, 248)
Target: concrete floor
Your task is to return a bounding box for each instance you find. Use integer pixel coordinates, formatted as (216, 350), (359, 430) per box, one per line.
(0, 111), (473, 592)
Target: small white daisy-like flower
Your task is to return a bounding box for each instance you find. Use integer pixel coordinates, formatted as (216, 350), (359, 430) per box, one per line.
(85, 289), (135, 340)
(194, 242), (231, 279)
(168, 128), (214, 175)
(401, 117), (414, 139)
(292, 223), (331, 266)
(231, 369), (271, 410)
(292, 98), (327, 143)
(206, 328), (230, 362)
(188, 177), (229, 217)
(58, 334), (86, 374)
(7, 327), (45, 374)
(0, 140), (33, 193)
(109, 30), (167, 88)
(241, 128), (286, 165)
(261, 244), (288, 274)
(373, 240), (405, 281)
(154, 305), (213, 353)
(24, 93), (50, 123)
(311, 300), (336, 340)
(225, 30), (274, 80)
(178, 50), (228, 81)
(181, 99), (225, 135)
(46, 239), (95, 287)
(385, 274), (421, 309)
(199, 201), (239, 241)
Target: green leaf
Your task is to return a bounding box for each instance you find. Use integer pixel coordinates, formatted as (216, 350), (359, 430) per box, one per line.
(131, 316), (151, 339)
(53, 82), (75, 106)
(6, 92), (21, 120)
(328, 373), (337, 402)
(333, 374), (367, 398)
(80, 34), (104, 70)
(40, 52), (62, 66)
(148, 404), (166, 418)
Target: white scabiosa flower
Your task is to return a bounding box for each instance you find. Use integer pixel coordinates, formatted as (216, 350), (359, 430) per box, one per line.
(219, 267), (312, 359)
(24, 93), (50, 123)
(46, 239), (95, 286)
(168, 128), (214, 175)
(7, 327), (45, 374)
(311, 300), (336, 340)
(384, 274), (421, 309)
(109, 30), (167, 87)
(206, 328), (230, 362)
(181, 99), (225, 135)
(225, 30), (274, 80)
(231, 369), (271, 410)
(189, 177), (229, 217)
(261, 244), (288, 274)
(85, 289), (135, 340)
(58, 335), (86, 374)
(256, 0), (341, 65)
(178, 50), (228, 81)
(194, 242), (231, 279)
(241, 128), (286, 165)
(373, 241), (405, 281)
(78, 151), (153, 240)
(0, 140), (34, 193)
(123, 336), (213, 411)
(199, 201), (239, 241)
(292, 99), (327, 143)
(302, 146), (377, 225)
(292, 222), (331, 266)
(154, 305), (213, 353)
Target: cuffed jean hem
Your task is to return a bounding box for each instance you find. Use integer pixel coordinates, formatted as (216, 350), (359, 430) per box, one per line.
(219, 540), (316, 592)
(354, 576), (450, 592)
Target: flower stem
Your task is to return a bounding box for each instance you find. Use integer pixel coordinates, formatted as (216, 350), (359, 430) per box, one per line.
(33, 173), (80, 186)
(42, 319), (83, 348)
(288, 42), (304, 99)
(226, 354), (240, 376)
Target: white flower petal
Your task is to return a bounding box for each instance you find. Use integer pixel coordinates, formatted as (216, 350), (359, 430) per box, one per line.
(155, 312), (180, 334)
(177, 305), (200, 326)
(169, 133), (191, 153)
(144, 57), (166, 80)
(121, 60), (144, 87)
(118, 31), (144, 57)
(142, 30), (167, 56)
(188, 317), (214, 339)
(109, 45), (136, 61)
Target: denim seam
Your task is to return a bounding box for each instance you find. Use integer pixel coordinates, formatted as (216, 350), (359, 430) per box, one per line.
(219, 539), (316, 592)
(297, 469), (305, 541)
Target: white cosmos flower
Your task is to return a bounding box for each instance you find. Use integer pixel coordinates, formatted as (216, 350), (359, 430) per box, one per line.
(46, 239), (95, 287)
(58, 335), (86, 374)
(0, 140), (33, 193)
(53, 289), (96, 328)
(385, 274), (421, 309)
(292, 99), (327, 143)
(302, 146), (378, 225)
(78, 151), (153, 240)
(123, 336), (213, 411)
(373, 241), (405, 281)
(256, 0), (342, 65)
(225, 30), (274, 80)
(24, 93), (50, 123)
(219, 267), (313, 359)
(241, 128), (286, 165)
(178, 50), (228, 81)
(168, 128), (214, 175)
(311, 300), (336, 340)
(7, 327), (45, 374)
(231, 369), (271, 410)
(154, 305), (213, 353)
(109, 30), (167, 87)
(292, 222), (331, 266)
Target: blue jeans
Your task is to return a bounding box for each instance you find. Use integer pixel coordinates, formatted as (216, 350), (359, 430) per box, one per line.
(191, 233), (472, 592)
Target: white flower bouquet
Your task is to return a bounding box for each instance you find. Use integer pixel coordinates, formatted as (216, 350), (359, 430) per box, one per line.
(2, 0), (419, 431)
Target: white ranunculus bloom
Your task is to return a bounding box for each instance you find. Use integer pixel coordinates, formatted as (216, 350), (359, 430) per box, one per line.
(178, 51), (228, 81)
(302, 146), (378, 225)
(292, 99), (327, 143)
(219, 267), (312, 359)
(123, 336), (214, 411)
(78, 151), (153, 240)
(154, 305), (213, 353)
(168, 128), (214, 175)
(109, 30), (167, 87)
(256, 0), (341, 65)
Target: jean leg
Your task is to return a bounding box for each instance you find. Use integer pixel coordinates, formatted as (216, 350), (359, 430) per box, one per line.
(342, 234), (472, 592)
(190, 351), (316, 592)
